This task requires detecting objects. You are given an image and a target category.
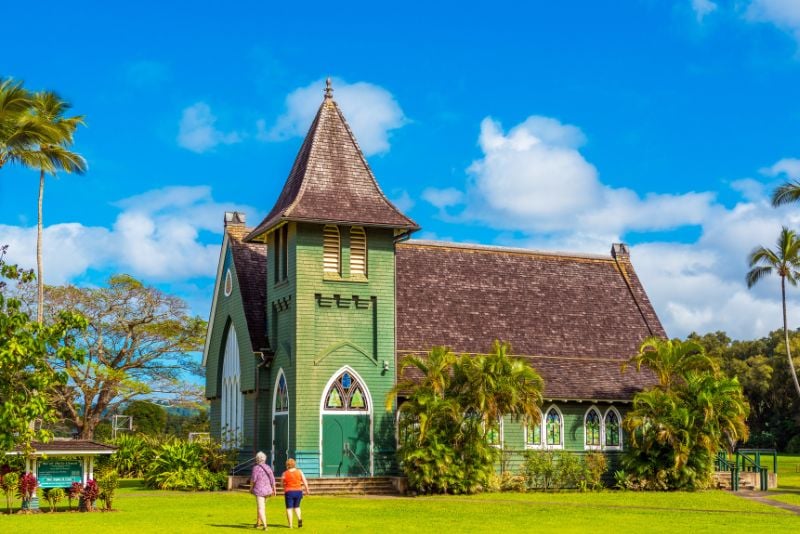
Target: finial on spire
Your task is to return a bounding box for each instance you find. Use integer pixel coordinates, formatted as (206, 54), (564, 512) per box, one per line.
(324, 77), (333, 99)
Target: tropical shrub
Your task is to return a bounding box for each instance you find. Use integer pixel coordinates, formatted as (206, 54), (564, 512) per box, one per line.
(18, 472), (37, 508)
(143, 438), (230, 491)
(392, 343), (544, 495)
(97, 469), (119, 510)
(108, 433), (158, 477)
(583, 452), (608, 490)
(622, 338), (749, 490)
(81, 479), (99, 511)
(1, 471), (19, 513)
(43, 487), (64, 512)
(67, 481), (82, 510)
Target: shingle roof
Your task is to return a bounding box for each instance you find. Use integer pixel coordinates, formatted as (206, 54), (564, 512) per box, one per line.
(246, 91), (418, 241)
(228, 228), (269, 352)
(395, 240), (665, 400)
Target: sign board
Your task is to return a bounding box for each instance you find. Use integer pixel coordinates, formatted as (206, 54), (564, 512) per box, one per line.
(37, 459), (83, 488)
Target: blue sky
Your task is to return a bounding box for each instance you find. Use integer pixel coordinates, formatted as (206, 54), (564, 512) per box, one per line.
(3, 0), (800, 340)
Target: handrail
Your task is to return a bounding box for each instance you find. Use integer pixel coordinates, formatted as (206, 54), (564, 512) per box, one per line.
(342, 443), (369, 477)
(230, 455), (258, 476)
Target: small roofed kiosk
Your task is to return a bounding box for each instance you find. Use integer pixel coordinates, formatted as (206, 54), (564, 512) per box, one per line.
(6, 440), (116, 487)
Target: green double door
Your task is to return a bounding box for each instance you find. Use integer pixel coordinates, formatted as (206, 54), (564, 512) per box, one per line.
(321, 414), (371, 477)
(273, 414), (289, 475)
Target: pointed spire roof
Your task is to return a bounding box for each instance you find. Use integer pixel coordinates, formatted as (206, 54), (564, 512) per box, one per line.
(246, 79), (419, 242)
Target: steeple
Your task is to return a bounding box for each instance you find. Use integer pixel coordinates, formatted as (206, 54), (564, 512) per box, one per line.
(246, 79), (419, 242)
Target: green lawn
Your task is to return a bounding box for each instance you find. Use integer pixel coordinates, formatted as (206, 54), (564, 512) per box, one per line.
(0, 479), (798, 533)
(766, 453), (800, 507)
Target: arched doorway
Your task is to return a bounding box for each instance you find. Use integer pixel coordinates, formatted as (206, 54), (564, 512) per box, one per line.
(320, 367), (372, 477)
(272, 370), (289, 475)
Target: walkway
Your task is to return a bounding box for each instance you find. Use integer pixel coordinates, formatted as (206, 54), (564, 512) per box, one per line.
(735, 490), (800, 516)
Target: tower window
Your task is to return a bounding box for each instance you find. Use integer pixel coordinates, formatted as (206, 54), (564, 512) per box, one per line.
(350, 227), (367, 277)
(323, 225), (340, 275)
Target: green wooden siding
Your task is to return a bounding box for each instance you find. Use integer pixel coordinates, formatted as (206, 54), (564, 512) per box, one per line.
(205, 245), (258, 398)
(266, 223), (398, 477)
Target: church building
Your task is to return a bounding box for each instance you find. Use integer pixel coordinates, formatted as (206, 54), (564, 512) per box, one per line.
(202, 80), (664, 478)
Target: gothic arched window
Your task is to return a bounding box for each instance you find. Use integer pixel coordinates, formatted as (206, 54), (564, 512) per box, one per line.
(324, 370), (368, 411)
(545, 407), (563, 447)
(585, 408), (601, 448)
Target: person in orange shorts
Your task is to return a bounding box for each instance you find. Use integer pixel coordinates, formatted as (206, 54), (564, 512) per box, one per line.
(282, 458), (310, 528)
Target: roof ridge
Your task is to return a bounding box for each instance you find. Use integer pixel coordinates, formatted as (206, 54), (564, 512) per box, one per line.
(401, 239), (613, 261)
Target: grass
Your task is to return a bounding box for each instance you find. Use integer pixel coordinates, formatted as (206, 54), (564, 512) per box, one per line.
(0, 479), (798, 533)
(766, 453), (800, 507)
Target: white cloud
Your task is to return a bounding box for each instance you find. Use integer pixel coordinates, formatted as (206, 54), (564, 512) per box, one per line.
(422, 187), (464, 209)
(177, 102), (242, 153)
(691, 0), (718, 22)
(423, 114), (800, 339)
(746, 0), (800, 43)
(761, 157), (800, 179)
(390, 190), (415, 213)
(0, 186), (257, 283)
(267, 78), (406, 156)
(436, 116), (713, 242)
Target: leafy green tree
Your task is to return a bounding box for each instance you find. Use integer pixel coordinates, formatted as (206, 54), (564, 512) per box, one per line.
(0, 246), (86, 455)
(746, 226), (800, 398)
(43, 274), (206, 439)
(124, 400), (167, 436)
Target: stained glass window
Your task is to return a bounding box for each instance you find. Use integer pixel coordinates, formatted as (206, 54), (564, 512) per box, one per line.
(605, 410), (620, 447)
(526, 416), (542, 446)
(275, 374), (289, 413)
(546, 409), (561, 446)
(324, 371), (369, 411)
(585, 409), (601, 446)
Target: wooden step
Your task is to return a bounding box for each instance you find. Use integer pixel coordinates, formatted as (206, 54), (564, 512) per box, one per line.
(233, 476), (402, 495)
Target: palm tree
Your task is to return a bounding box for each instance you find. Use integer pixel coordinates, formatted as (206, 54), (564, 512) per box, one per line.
(452, 340), (544, 434)
(0, 77), (37, 169)
(746, 226), (800, 398)
(623, 337), (717, 391)
(772, 180), (800, 207)
(15, 91), (86, 322)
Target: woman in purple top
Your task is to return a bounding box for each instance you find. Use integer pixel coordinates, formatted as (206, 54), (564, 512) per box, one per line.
(251, 451), (276, 530)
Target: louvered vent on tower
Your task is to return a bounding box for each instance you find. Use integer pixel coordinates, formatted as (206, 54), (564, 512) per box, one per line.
(350, 226), (367, 276)
(323, 225), (340, 274)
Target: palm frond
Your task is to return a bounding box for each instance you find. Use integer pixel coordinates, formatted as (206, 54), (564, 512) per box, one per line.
(771, 180), (800, 207)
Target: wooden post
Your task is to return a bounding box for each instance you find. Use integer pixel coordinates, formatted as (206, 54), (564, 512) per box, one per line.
(83, 457), (89, 485)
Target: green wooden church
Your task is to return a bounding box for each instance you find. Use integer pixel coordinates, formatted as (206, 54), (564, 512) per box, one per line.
(203, 80), (664, 478)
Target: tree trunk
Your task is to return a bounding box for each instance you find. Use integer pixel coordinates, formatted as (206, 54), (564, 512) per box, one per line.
(36, 169), (44, 324)
(781, 277), (800, 398)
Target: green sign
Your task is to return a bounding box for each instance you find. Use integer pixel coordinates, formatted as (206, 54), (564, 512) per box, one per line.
(37, 459), (83, 488)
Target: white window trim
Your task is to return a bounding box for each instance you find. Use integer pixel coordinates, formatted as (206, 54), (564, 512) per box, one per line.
(272, 368), (290, 468)
(523, 411), (545, 450)
(603, 406), (623, 451)
(224, 269), (233, 296)
(543, 405), (564, 449)
(583, 406), (603, 451)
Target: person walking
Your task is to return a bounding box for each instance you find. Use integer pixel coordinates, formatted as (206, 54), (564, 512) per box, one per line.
(282, 458), (310, 528)
(250, 451), (276, 530)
